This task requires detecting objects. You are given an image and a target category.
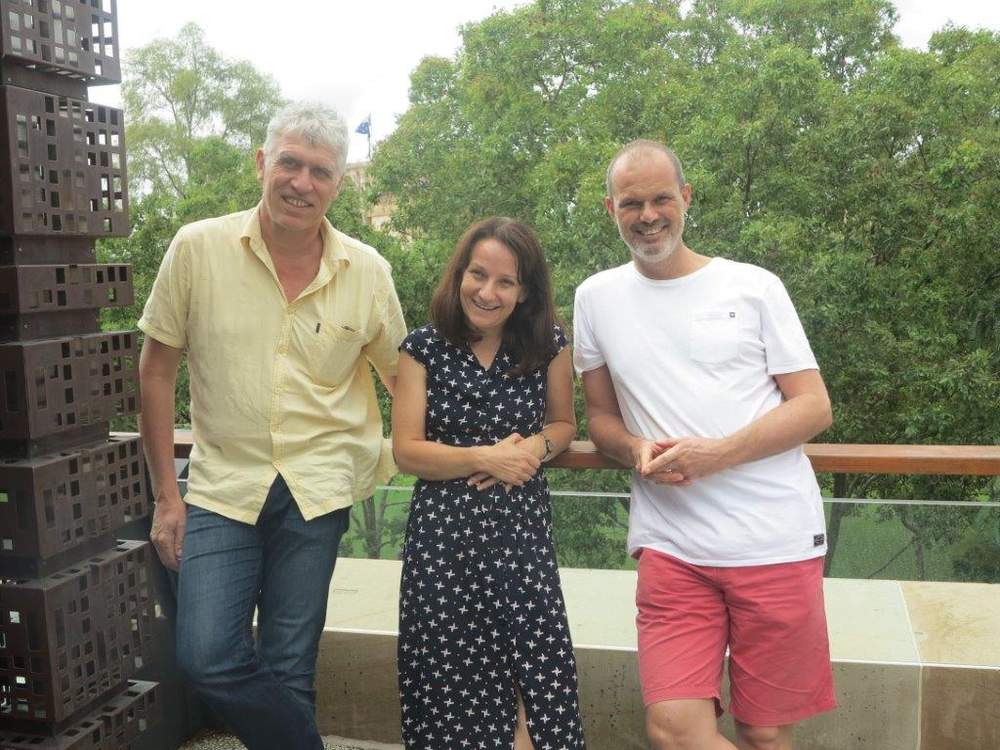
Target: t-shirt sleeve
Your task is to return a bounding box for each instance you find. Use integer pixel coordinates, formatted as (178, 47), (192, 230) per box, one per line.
(760, 279), (819, 375)
(399, 326), (434, 369)
(572, 286), (605, 374)
(363, 271), (407, 377)
(137, 230), (192, 350)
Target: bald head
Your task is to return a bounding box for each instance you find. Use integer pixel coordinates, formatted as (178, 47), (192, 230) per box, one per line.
(606, 140), (686, 199)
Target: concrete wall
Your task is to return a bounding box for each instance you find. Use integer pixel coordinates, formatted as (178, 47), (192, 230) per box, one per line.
(314, 559), (1000, 749)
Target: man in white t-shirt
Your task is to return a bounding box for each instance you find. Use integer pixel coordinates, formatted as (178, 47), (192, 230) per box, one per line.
(574, 140), (836, 750)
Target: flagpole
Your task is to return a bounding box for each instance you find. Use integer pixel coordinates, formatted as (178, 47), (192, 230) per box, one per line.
(356, 115), (373, 162)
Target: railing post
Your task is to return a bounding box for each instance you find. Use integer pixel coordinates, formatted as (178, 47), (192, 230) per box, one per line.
(823, 473), (849, 576)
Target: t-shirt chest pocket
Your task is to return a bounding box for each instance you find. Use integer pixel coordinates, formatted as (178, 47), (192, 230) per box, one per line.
(308, 322), (366, 386)
(689, 309), (740, 364)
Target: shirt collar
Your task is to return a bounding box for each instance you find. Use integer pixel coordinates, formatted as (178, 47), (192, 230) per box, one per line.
(240, 204), (351, 290)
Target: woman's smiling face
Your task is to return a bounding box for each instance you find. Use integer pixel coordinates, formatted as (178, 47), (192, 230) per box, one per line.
(459, 238), (526, 336)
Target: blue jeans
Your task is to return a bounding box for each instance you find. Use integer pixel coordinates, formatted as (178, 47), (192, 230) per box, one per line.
(175, 474), (350, 750)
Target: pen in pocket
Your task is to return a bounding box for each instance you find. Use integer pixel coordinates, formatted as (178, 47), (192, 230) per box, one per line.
(315, 322), (357, 334)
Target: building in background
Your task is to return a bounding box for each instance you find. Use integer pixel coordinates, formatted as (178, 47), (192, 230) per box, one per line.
(345, 161), (396, 231)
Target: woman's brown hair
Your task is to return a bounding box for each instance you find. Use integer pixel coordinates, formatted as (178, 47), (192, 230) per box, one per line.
(430, 217), (558, 376)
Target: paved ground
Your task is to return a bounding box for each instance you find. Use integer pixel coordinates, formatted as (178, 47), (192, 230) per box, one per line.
(179, 731), (402, 750)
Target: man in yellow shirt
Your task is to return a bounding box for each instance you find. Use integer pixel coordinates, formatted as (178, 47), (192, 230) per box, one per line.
(138, 102), (406, 750)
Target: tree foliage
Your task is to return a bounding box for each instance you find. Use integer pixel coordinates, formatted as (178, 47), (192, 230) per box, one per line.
(104, 9), (999, 576)
(121, 23), (284, 201)
(370, 0), (1000, 576)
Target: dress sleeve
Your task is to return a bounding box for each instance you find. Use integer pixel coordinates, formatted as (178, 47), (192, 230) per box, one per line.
(399, 326), (434, 369)
(550, 323), (569, 364)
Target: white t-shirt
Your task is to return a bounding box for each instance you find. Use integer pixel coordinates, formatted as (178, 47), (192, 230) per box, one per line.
(573, 258), (827, 566)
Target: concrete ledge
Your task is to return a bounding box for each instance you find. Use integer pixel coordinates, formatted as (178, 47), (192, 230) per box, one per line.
(316, 631), (400, 745)
(316, 559), (1000, 749)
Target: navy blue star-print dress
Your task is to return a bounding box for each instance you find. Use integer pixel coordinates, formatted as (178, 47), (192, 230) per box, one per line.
(397, 324), (586, 750)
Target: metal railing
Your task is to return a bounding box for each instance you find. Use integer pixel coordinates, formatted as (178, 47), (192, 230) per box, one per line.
(163, 432), (1000, 583)
(169, 431), (1000, 475)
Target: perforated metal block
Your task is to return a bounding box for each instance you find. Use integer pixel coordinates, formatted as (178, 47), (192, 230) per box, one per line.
(0, 680), (159, 749)
(0, 310), (99, 343)
(0, 238), (95, 267)
(0, 264), (132, 314)
(0, 85), (127, 237)
(0, 330), (139, 447)
(0, 436), (148, 576)
(0, 542), (157, 725)
(0, 0), (121, 84)
(0, 60), (88, 101)
(0, 263), (133, 342)
(0, 263), (133, 343)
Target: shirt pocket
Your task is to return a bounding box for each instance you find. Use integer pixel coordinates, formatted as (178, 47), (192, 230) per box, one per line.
(689, 310), (740, 364)
(308, 322), (366, 386)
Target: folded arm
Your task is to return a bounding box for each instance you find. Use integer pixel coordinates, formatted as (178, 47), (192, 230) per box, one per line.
(581, 364), (653, 471)
(644, 368), (833, 481)
(468, 346), (577, 489)
(512, 346), (576, 461)
(391, 352), (541, 486)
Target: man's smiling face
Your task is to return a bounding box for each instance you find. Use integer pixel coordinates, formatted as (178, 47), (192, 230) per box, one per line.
(257, 134), (341, 236)
(605, 149), (691, 267)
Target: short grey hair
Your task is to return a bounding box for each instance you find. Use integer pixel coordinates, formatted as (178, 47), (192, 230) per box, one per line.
(606, 139), (686, 198)
(263, 101), (350, 177)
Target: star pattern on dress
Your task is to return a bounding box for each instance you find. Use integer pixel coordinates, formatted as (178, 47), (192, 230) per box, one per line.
(398, 325), (585, 749)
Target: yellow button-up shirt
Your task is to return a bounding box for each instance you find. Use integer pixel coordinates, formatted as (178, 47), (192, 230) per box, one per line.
(138, 206), (406, 523)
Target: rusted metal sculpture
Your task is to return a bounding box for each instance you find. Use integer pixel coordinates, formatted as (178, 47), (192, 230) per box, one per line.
(0, 3), (161, 746)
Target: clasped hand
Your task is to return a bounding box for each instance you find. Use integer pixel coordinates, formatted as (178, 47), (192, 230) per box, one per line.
(467, 433), (541, 491)
(635, 436), (730, 486)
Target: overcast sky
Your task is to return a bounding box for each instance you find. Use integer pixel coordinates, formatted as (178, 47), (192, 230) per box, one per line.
(98, 0), (1000, 162)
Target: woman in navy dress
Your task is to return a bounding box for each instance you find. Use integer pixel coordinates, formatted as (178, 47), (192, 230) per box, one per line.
(392, 217), (586, 749)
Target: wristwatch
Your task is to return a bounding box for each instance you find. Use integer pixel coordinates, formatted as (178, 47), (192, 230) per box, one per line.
(540, 431), (555, 462)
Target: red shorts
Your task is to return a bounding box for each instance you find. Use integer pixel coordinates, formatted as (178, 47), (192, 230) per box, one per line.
(636, 548), (837, 727)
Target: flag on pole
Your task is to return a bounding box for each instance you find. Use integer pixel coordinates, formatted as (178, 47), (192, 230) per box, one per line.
(355, 115), (371, 135)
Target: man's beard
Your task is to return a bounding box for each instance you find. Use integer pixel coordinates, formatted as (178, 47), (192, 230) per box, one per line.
(618, 216), (684, 266)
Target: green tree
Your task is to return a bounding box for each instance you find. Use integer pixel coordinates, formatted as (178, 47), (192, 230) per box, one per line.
(121, 22), (284, 201)
(370, 0), (1000, 575)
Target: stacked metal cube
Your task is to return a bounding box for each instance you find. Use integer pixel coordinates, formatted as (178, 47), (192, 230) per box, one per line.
(0, 2), (161, 747)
